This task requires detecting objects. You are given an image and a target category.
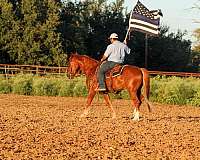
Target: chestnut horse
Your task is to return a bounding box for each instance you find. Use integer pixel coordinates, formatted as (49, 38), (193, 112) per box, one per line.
(67, 54), (151, 121)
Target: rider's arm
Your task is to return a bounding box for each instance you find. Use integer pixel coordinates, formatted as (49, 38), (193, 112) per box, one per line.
(123, 40), (131, 55)
(100, 55), (108, 62)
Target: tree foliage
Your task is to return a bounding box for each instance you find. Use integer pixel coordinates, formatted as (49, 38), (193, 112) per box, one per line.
(0, 0), (195, 71)
(191, 2), (200, 69)
(0, 0), (65, 66)
(193, 28), (200, 52)
(0, 0), (16, 63)
(60, 0), (127, 59)
(148, 27), (191, 71)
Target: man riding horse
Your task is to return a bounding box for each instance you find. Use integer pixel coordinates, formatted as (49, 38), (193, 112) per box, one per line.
(96, 33), (131, 91)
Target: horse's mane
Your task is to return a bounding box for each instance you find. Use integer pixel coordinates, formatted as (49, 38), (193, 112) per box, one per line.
(80, 54), (99, 64)
(71, 54), (99, 64)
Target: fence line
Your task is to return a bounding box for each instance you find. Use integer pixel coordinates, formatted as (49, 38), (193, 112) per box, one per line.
(0, 64), (67, 76)
(0, 64), (199, 77)
(148, 71), (200, 77)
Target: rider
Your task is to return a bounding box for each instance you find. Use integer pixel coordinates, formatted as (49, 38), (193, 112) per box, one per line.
(96, 33), (131, 91)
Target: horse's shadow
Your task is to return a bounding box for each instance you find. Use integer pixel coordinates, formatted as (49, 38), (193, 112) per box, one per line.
(147, 116), (200, 122)
(176, 116), (200, 122)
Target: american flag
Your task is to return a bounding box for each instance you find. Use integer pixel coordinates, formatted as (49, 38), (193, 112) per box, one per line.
(129, 1), (162, 36)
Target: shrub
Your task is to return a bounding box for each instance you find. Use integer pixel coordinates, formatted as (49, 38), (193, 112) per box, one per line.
(0, 77), (12, 93)
(0, 74), (199, 106)
(11, 74), (33, 95)
(186, 78), (200, 106)
(57, 79), (75, 97)
(32, 77), (59, 96)
(150, 76), (200, 106)
(72, 77), (87, 97)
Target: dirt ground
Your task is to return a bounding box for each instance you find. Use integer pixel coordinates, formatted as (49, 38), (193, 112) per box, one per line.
(0, 94), (200, 160)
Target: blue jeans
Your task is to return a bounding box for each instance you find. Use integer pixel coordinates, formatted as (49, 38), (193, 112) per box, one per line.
(97, 61), (119, 89)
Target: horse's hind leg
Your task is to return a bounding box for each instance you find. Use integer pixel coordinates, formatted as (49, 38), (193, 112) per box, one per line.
(80, 89), (96, 118)
(129, 90), (141, 121)
(140, 94), (151, 112)
(103, 94), (116, 119)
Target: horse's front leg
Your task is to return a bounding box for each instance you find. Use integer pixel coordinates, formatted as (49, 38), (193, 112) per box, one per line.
(80, 88), (96, 118)
(103, 94), (116, 119)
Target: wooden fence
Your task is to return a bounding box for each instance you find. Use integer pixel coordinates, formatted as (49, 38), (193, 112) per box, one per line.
(0, 64), (67, 77)
(148, 71), (200, 77)
(0, 64), (200, 78)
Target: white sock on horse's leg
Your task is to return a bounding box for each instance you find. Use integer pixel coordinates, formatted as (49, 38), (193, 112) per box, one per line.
(132, 109), (140, 121)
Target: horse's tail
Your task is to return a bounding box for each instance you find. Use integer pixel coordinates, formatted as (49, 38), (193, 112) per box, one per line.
(140, 68), (152, 112)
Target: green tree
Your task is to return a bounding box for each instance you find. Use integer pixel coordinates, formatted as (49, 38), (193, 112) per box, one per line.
(1, 0), (195, 72)
(0, 0), (66, 66)
(60, 0), (127, 59)
(193, 28), (200, 52)
(126, 26), (192, 71)
(0, 0), (16, 63)
(148, 27), (192, 71)
(85, 0), (127, 59)
(189, 1), (200, 70)
(193, 29), (200, 69)
(60, 1), (88, 54)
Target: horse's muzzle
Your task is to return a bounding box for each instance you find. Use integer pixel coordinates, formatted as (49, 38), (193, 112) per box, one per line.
(67, 72), (75, 79)
(67, 72), (71, 79)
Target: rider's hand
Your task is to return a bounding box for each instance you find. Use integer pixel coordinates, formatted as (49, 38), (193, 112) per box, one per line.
(123, 39), (127, 45)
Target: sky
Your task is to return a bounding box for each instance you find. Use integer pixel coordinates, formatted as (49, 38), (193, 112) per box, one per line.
(124, 0), (200, 43)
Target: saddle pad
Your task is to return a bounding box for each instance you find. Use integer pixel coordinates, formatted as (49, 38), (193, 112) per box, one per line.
(105, 65), (127, 78)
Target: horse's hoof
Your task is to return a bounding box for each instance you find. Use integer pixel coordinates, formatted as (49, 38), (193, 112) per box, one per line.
(131, 116), (140, 121)
(129, 115), (134, 119)
(80, 114), (85, 118)
(132, 118), (140, 121)
(80, 111), (88, 118)
(80, 113), (87, 118)
(112, 114), (117, 119)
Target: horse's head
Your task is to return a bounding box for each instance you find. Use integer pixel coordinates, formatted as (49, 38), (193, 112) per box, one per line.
(67, 53), (99, 79)
(67, 54), (80, 79)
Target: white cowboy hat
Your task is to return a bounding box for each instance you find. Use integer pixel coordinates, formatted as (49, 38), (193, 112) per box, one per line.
(109, 33), (118, 39)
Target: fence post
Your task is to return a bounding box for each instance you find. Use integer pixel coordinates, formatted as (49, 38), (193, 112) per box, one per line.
(36, 66), (39, 75)
(5, 65), (7, 79)
(145, 34), (148, 69)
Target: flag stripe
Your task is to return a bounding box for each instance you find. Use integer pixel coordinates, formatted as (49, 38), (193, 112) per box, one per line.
(129, 24), (159, 35)
(130, 19), (158, 30)
(131, 13), (159, 26)
(131, 28), (159, 36)
(129, 1), (161, 36)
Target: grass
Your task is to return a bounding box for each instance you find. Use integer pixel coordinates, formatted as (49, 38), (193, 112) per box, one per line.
(0, 74), (199, 106)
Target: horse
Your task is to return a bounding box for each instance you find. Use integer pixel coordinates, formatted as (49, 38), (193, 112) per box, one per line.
(67, 54), (151, 121)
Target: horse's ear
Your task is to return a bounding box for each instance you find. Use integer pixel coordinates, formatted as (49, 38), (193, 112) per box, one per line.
(67, 51), (77, 60)
(67, 54), (70, 62)
(70, 51), (78, 55)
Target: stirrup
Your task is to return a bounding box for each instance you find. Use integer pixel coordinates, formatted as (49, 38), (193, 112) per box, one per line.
(95, 87), (106, 92)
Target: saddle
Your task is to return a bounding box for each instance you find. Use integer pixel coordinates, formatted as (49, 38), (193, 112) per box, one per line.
(105, 64), (127, 92)
(105, 64), (124, 78)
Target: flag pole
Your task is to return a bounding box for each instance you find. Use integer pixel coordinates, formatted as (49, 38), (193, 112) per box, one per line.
(145, 34), (148, 68)
(124, 4), (134, 43)
(124, 27), (130, 43)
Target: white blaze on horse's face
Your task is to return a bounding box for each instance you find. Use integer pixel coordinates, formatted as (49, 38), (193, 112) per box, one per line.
(68, 61), (79, 78)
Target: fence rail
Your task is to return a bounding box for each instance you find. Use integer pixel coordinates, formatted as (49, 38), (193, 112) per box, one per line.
(0, 64), (67, 76)
(148, 71), (200, 77)
(0, 64), (199, 77)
